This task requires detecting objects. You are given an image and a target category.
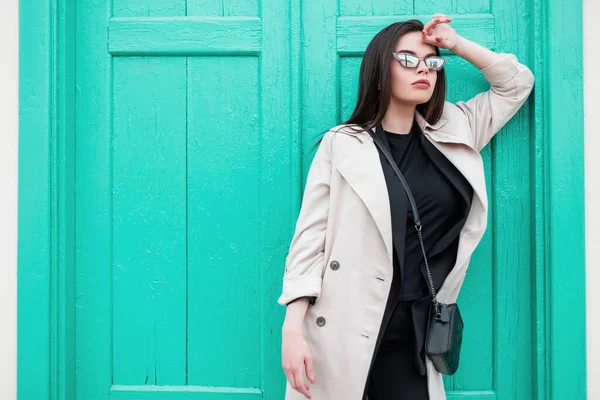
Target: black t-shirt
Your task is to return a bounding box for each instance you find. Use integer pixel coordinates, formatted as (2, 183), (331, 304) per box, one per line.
(383, 125), (467, 300)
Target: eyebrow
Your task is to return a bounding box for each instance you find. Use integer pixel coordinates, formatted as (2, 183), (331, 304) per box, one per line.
(396, 49), (437, 57)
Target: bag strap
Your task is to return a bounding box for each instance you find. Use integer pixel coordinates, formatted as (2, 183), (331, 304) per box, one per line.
(368, 123), (442, 310)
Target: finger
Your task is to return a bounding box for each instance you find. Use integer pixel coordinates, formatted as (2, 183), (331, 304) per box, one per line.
(429, 16), (451, 25)
(436, 36), (449, 45)
(435, 37), (451, 49)
(294, 371), (311, 398)
(423, 17), (437, 31)
(432, 17), (452, 25)
(305, 355), (316, 383)
(304, 383), (312, 399)
(423, 20), (436, 34)
(421, 32), (437, 45)
(424, 18), (451, 35)
(287, 370), (298, 392)
(423, 18), (443, 35)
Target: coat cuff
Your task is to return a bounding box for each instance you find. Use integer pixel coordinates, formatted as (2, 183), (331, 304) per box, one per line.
(479, 53), (521, 87)
(286, 296), (317, 306)
(277, 275), (322, 306)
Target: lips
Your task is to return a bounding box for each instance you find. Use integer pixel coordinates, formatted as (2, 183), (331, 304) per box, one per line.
(412, 79), (430, 87)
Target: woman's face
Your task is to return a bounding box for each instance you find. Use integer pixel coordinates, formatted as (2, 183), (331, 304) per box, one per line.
(388, 31), (438, 105)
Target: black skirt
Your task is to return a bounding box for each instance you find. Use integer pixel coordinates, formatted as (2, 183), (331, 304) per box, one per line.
(365, 299), (431, 400)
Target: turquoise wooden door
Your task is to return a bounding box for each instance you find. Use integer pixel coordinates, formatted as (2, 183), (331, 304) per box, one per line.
(305, 1), (536, 398)
(74, 1), (534, 400)
(302, 1), (535, 399)
(75, 0), (292, 399)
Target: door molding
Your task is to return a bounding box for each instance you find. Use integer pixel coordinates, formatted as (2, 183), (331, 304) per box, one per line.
(18, 0), (585, 399)
(18, 0), (75, 398)
(531, 0), (586, 398)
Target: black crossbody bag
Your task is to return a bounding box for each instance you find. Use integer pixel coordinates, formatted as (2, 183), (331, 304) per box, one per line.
(369, 124), (464, 375)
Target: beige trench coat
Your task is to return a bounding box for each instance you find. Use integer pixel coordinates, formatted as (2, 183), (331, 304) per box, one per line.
(278, 53), (535, 400)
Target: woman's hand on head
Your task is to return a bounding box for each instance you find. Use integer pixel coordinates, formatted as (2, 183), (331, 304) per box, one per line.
(421, 13), (462, 51)
(282, 327), (316, 399)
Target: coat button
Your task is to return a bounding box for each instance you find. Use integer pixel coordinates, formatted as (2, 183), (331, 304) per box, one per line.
(316, 316), (326, 327)
(330, 261), (340, 271)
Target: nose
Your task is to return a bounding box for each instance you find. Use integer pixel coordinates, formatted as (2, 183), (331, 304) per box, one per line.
(416, 60), (429, 75)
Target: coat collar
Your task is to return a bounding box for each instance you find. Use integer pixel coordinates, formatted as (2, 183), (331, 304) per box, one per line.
(414, 110), (449, 132)
(334, 116), (489, 259)
(347, 111), (460, 145)
(414, 110), (471, 146)
(405, 111), (487, 232)
(421, 134), (488, 235)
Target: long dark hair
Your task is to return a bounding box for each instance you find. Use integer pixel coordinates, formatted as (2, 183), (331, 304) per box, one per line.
(314, 19), (446, 148)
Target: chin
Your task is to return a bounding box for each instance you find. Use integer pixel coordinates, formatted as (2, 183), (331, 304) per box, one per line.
(396, 89), (431, 103)
(405, 95), (433, 105)
(392, 91), (433, 106)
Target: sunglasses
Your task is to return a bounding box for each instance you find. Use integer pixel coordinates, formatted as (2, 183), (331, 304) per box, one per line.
(392, 52), (447, 71)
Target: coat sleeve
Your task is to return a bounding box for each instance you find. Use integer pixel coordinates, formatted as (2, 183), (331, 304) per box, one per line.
(277, 131), (334, 306)
(454, 53), (535, 152)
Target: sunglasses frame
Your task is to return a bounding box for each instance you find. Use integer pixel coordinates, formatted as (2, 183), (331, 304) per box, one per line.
(391, 52), (448, 71)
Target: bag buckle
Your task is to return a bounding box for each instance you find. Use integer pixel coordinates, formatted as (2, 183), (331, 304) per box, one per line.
(434, 302), (450, 323)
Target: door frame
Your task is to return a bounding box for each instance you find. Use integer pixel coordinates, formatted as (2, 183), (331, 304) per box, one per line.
(18, 0), (76, 399)
(17, 0), (585, 398)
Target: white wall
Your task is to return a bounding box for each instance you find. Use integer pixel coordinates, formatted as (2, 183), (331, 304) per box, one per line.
(585, 0), (599, 398)
(0, 0), (18, 399)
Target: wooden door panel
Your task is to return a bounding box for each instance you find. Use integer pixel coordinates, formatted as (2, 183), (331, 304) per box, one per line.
(112, 56), (188, 386)
(76, 0), (291, 399)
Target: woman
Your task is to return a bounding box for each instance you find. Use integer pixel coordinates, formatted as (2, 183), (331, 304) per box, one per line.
(278, 14), (534, 400)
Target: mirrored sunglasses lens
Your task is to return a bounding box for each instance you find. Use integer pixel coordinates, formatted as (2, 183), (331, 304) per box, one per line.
(398, 54), (419, 68)
(425, 58), (444, 70)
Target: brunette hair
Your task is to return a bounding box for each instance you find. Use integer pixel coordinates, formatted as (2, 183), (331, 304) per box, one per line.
(314, 19), (446, 148)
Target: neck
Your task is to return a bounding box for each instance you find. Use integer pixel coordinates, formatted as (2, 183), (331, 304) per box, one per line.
(381, 100), (416, 134)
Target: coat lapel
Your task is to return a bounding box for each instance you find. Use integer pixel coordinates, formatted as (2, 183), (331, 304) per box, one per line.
(415, 111), (488, 236)
(420, 135), (473, 208)
(422, 136), (487, 234)
(419, 135), (473, 260)
(333, 110), (489, 269)
(335, 134), (394, 262)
